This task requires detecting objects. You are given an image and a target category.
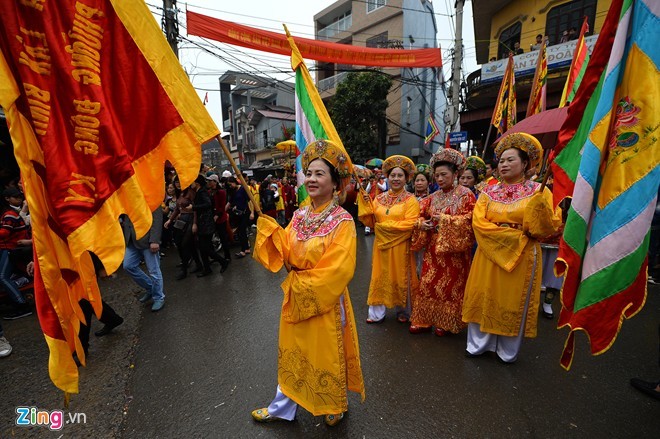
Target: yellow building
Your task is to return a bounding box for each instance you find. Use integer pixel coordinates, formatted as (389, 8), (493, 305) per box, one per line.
(462, 0), (613, 156)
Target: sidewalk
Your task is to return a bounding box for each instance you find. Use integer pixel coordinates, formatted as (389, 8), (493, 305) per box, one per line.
(0, 271), (143, 438)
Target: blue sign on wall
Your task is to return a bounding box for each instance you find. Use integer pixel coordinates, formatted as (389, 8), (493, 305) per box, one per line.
(449, 131), (468, 144)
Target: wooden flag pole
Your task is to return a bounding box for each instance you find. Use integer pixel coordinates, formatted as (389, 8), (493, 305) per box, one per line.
(215, 135), (262, 215)
(538, 147), (553, 193)
(481, 124), (494, 159)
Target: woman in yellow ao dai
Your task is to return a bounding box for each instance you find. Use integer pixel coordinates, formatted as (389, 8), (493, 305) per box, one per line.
(462, 134), (562, 363)
(359, 155), (420, 324)
(251, 140), (364, 427)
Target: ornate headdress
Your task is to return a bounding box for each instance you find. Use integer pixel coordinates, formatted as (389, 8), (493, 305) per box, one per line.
(429, 148), (467, 172)
(465, 156), (487, 182)
(301, 139), (353, 189)
(382, 155), (416, 181)
(494, 133), (543, 168)
(415, 163), (431, 180)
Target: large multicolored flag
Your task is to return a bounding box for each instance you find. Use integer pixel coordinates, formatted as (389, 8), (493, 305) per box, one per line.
(560, 17), (591, 107)
(550, 0), (625, 205)
(526, 40), (547, 117)
(284, 25), (350, 206)
(0, 0), (217, 395)
(425, 114), (440, 145)
(491, 54), (517, 136)
(553, 0), (660, 370)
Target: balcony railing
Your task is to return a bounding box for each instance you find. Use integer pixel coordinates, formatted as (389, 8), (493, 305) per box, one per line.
(318, 71), (350, 93)
(317, 15), (352, 41)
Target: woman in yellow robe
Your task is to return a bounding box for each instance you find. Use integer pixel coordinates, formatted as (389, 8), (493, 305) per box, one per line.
(462, 133), (562, 363)
(251, 139), (364, 427)
(359, 155), (420, 324)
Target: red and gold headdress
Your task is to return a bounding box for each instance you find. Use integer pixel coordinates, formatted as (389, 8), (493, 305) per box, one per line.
(382, 155), (416, 181)
(430, 148), (467, 172)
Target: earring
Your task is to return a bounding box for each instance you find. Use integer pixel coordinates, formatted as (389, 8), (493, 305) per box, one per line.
(333, 188), (339, 203)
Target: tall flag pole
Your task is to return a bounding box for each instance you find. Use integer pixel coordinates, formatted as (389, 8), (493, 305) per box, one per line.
(283, 24), (352, 207)
(491, 53), (517, 137)
(0, 0), (217, 397)
(425, 113), (440, 145)
(550, 0), (660, 370)
(560, 16), (591, 107)
(526, 39), (547, 117)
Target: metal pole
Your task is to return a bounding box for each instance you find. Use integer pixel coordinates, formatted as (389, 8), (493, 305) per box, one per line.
(449, 0), (465, 131)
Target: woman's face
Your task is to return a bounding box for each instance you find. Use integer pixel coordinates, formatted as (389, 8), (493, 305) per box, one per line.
(434, 165), (456, 190)
(305, 159), (334, 203)
(414, 173), (429, 193)
(388, 167), (406, 191)
(459, 170), (476, 188)
(166, 183), (176, 195)
(498, 148), (527, 183)
(174, 179), (181, 190)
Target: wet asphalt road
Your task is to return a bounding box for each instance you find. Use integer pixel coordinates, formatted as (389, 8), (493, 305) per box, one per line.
(121, 229), (659, 439)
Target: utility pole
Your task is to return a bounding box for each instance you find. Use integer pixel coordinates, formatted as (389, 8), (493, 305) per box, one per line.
(448, 0), (464, 133)
(163, 0), (179, 58)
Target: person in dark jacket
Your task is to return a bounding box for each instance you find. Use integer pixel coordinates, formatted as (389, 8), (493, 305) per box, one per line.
(192, 175), (228, 277)
(121, 208), (166, 311)
(207, 174), (232, 262)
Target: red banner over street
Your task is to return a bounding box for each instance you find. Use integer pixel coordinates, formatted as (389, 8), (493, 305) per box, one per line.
(186, 10), (443, 68)
(0, 0), (217, 395)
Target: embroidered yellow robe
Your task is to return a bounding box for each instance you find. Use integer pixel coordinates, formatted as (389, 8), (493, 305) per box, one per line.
(462, 181), (562, 337)
(253, 206), (365, 416)
(359, 191), (420, 308)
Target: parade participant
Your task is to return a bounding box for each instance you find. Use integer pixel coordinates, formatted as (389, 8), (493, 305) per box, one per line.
(459, 156), (487, 198)
(251, 139), (364, 426)
(462, 133), (561, 363)
(476, 160), (499, 193)
(412, 165), (432, 276)
(359, 155), (420, 324)
(539, 197), (569, 319)
(410, 149), (476, 336)
(413, 164), (431, 201)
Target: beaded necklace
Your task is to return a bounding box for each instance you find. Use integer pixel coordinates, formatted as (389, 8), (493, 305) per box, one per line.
(298, 199), (339, 239)
(429, 185), (463, 215)
(381, 189), (408, 215)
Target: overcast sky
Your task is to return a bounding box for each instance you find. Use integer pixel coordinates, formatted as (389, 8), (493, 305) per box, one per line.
(149, 0), (478, 130)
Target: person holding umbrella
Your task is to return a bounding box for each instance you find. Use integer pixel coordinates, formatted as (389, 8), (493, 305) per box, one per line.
(359, 155), (420, 324)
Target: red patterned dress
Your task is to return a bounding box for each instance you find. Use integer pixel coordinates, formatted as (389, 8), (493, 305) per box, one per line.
(411, 185), (476, 333)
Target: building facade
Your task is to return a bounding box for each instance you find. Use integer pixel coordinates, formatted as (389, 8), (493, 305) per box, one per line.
(314, 0), (447, 163)
(218, 71), (296, 174)
(462, 0), (613, 156)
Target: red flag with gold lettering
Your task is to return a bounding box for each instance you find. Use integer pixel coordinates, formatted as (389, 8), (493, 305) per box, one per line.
(0, 0), (218, 395)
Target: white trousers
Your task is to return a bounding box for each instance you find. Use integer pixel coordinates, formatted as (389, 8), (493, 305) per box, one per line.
(466, 247), (538, 363)
(367, 281), (412, 321)
(267, 385), (297, 420)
